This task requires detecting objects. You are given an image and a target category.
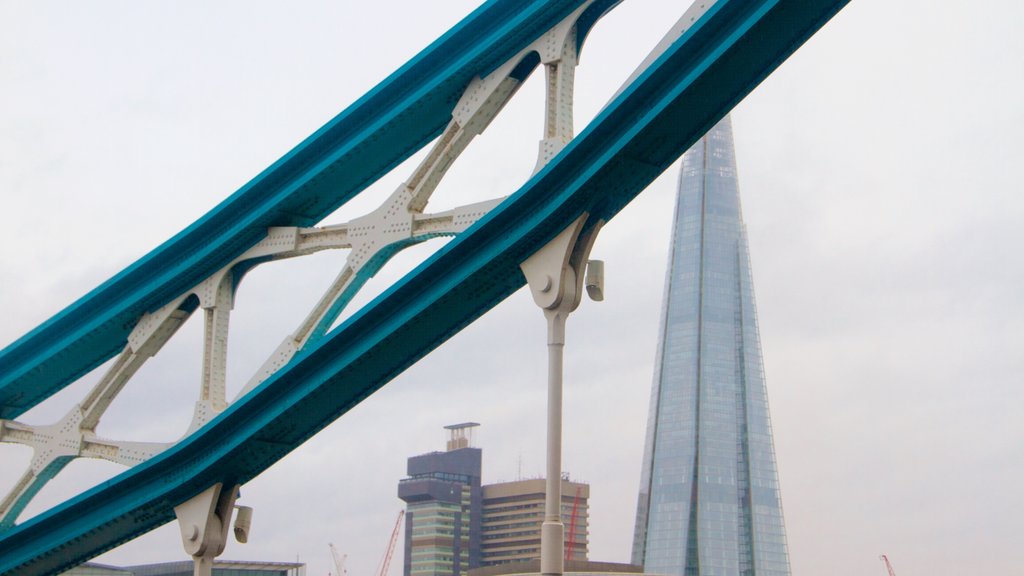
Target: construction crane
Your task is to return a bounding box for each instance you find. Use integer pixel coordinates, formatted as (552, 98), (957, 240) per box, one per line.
(376, 510), (405, 576)
(564, 486), (583, 561)
(880, 554), (897, 576)
(329, 543), (347, 576)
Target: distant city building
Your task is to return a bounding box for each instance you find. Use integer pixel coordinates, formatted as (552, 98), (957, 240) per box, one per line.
(398, 423), (483, 576)
(61, 563), (132, 576)
(631, 116), (791, 575)
(481, 477), (589, 566)
(61, 560), (304, 576)
(397, 425), (592, 575)
(469, 560), (640, 576)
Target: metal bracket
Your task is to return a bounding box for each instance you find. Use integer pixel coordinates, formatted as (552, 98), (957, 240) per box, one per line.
(174, 483), (240, 576)
(521, 214), (604, 343)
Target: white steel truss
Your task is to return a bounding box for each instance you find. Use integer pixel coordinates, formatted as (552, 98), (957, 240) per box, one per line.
(0, 1), (595, 530)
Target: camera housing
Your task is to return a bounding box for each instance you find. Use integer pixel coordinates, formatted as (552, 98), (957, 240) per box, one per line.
(585, 259), (604, 301)
(233, 505), (253, 543)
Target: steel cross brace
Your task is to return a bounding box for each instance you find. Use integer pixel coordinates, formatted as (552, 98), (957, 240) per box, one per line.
(0, 0), (595, 538)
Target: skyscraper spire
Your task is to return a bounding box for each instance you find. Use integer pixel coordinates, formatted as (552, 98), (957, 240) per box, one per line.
(632, 116), (791, 576)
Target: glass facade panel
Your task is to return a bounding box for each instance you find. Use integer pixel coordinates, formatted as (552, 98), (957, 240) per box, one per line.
(632, 116), (791, 576)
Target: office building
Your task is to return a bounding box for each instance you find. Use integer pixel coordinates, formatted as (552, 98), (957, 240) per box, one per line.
(481, 477), (589, 566)
(61, 560), (305, 576)
(469, 560), (639, 576)
(398, 423), (483, 576)
(631, 116), (791, 575)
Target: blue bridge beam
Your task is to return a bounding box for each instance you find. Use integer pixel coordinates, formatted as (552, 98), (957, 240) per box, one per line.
(0, 0), (848, 573)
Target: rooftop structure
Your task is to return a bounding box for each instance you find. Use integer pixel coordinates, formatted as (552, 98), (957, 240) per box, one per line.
(445, 423), (481, 452)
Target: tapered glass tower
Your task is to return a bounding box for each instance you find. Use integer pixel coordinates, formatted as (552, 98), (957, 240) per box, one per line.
(631, 116), (790, 576)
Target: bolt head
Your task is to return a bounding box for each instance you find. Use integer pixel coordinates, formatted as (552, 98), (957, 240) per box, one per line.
(540, 275), (552, 293)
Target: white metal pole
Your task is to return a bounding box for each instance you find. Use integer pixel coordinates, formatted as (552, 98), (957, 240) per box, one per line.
(194, 557), (213, 576)
(541, 310), (566, 576)
(519, 215), (599, 576)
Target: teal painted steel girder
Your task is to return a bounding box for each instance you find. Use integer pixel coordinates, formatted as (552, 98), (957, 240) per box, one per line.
(0, 0), (609, 420)
(0, 0), (848, 573)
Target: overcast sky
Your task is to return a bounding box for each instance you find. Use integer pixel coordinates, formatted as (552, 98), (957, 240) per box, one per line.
(2, 1), (1023, 575)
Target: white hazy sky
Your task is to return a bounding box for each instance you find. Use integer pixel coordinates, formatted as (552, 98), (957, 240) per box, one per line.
(1, 1), (1023, 575)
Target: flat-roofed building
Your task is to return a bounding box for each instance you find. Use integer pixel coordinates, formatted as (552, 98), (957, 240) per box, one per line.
(60, 560), (304, 576)
(60, 563), (133, 576)
(480, 478), (588, 566)
(469, 559), (640, 576)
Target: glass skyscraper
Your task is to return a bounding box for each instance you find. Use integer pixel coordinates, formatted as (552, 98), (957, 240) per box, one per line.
(631, 116), (791, 576)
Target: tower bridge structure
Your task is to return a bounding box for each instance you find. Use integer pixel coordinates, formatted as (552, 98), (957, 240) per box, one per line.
(0, 0), (848, 574)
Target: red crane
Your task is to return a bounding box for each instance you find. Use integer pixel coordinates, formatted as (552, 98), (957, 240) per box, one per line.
(377, 510), (405, 576)
(879, 554), (897, 576)
(564, 486), (583, 561)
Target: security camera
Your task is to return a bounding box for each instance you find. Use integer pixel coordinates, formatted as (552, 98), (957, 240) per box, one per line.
(585, 259), (604, 302)
(233, 505), (253, 543)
